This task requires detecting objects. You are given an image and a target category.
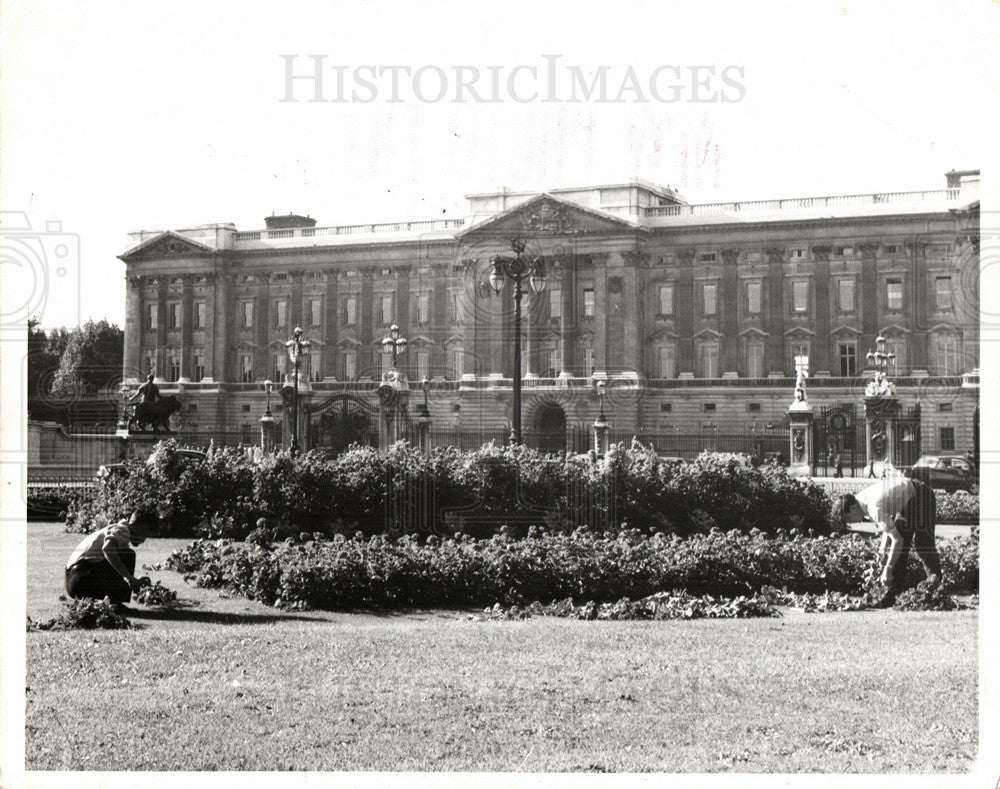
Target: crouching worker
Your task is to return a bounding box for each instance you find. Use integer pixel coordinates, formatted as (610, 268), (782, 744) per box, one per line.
(65, 509), (160, 604)
(831, 473), (941, 607)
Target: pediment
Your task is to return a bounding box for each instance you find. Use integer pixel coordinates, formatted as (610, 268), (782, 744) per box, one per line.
(738, 327), (769, 338)
(120, 231), (215, 260)
(784, 326), (816, 337)
(694, 328), (723, 339)
(878, 323), (912, 336)
(831, 324), (863, 336)
(457, 193), (645, 240)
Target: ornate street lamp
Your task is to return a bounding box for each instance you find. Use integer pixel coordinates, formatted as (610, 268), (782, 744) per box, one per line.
(381, 323), (408, 370)
(593, 378), (609, 459)
(285, 326), (310, 455)
(489, 238), (546, 445)
(865, 334), (896, 396)
(260, 379), (275, 452)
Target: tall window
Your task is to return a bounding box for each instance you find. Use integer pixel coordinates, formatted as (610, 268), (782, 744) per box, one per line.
(343, 350), (357, 380)
(416, 349), (430, 379)
(447, 346), (463, 379)
(194, 302), (206, 328)
(745, 342), (764, 378)
(939, 426), (955, 452)
(169, 302), (181, 329)
(272, 354), (285, 382)
(413, 292), (430, 323)
(702, 283), (717, 317)
(838, 342), (857, 376)
(657, 345), (676, 379)
(144, 351), (156, 377)
(745, 281), (762, 315)
(886, 278), (904, 311)
(192, 351), (205, 382)
(934, 337), (959, 375)
(549, 288), (562, 319)
(146, 304), (158, 330)
(935, 276), (952, 310)
(307, 350), (321, 382)
(343, 295), (357, 326)
(167, 353), (180, 382)
(378, 294), (394, 324)
(308, 298), (322, 327)
(583, 288), (595, 317)
(658, 284), (674, 316)
(837, 279), (855, 312)
(239, 354), (253, 383)
(698, 341), (719, 378)
(790, 342), (810, 375)
(792, 281), (809, 313)
(241, 301), (254, 328)
(273, 298), (288, 328)
(546, 348), (560, 377)
(582, 346), (595, 376)
(884, 339), (906, 374)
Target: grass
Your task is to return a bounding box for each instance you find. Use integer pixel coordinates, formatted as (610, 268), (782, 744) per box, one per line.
(24, 523), (978, 772)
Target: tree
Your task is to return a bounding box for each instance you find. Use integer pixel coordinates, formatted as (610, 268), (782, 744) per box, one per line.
(27, 317), (63, 420)
(50, 320), (124, 397)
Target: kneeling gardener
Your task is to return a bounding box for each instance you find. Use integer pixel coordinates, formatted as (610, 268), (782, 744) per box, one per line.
(65, 509), (160, 604)
(831, 472), (941, 607)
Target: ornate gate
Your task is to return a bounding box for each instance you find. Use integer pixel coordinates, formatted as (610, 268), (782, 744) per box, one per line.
(309, 394), (379, 455)
(815, 404), (865, 476)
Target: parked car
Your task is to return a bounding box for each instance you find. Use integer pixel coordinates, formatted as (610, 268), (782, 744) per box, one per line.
(98, 448), (208, 478)
(905, 454), (978, 493)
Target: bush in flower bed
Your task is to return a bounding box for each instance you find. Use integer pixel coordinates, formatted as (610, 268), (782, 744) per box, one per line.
(27, 486), (94, 522)
(935, 490), (979, 523)
(477, 592), (781, 621)
(160, 526), (979, 612)
(26, 597), (131, 631)
(67, 440), (833, 539)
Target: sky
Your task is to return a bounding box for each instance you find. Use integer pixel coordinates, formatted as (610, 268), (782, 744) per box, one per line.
(1, 0), (998, 331)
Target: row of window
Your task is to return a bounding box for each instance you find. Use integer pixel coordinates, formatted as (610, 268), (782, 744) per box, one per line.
(652, 275), (953, 319)
(651, 337), (962, 379)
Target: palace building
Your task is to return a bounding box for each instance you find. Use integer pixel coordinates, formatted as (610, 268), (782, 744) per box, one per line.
(119, 170), (980, 468)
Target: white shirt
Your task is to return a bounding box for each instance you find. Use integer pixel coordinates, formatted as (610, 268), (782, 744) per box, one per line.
(855, 476), (916, 536)
(66, 521), (132, 568)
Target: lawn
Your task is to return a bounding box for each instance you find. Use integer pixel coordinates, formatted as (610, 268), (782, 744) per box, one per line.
(24, 523), (978, 772)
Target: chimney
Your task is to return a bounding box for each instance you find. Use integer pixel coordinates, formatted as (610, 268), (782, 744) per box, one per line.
(265, 213), (317, 230)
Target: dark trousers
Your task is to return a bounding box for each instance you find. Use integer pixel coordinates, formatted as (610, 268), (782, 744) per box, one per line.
(65, 548), (136, 604)
(884, 480), (942, 591)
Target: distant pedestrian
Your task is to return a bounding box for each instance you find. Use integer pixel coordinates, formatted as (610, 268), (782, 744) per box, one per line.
(834, 454), (843, 478)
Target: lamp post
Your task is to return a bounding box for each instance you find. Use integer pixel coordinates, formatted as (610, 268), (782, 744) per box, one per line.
(285, 326), (310, 456)
(593, 378), (609, 459)
(489, 238), (546, 445)
(381, 323), (407, 370)
(865, 335), (896, 395)
(260, 379), (275, 452)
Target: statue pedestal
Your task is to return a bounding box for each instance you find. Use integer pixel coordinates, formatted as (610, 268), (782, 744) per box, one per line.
(787, 401), (814, 477)
(113, 429), (171, 462)
(864, 395), (900, 476)
(377, 370), (410, 449)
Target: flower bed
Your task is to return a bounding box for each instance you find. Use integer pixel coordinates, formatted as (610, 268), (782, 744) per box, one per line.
(160, 527), (978, 612)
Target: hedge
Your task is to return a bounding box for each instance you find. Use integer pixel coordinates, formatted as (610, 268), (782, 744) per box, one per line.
(67, 440), (834, 539)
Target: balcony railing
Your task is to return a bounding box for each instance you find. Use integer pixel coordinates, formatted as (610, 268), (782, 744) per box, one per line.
(644, 188), (963, 219)
(234, 218), (466, 243)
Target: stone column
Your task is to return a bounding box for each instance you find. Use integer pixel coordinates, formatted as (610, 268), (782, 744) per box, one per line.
(559, 259), (575, 377)
(860, 244), (879, 365)
(909, 242), (928, 370)
(765, 248), (785, 375)
(524, 289), (538, 378)
(676, 249), (695, 374)
(592, 252), (609, 373)
(812, 247), (832, 375)
(290, 270), (304, 330)
(124, 275), (143, 382)
(431, 266), (448, 378)
(721, 249), (740, 374)
(620, 251), (646, 374)
(180, 274), (194, 381)
(359, 269), (375, 376)
(324, 270), (339, 378)
(255, 276), (271, 383)
(212, 266), (234, 382)
(155, 278), (168, 379)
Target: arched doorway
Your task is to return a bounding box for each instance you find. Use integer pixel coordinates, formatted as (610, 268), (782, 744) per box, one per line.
(532, 402), (567, 454)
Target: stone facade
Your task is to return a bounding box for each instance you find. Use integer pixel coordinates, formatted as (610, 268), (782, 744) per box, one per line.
(119, 172), (981, 459)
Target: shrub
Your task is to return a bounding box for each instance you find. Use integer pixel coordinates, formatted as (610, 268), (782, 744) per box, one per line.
(160, 527), (978, 612)
(68, 442), (833, 540)
(28, 486), (93, 522)
(26, 598), (131, 631)
(935, 490), (979, 523)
